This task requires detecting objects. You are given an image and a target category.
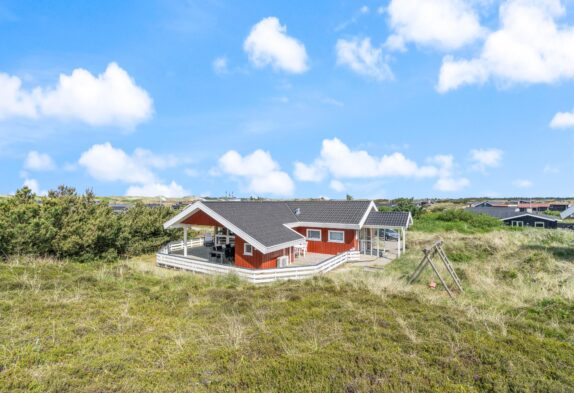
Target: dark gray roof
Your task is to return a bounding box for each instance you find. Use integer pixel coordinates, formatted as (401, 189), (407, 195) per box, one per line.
(466, 207), (559, 221)
(284, 200), (373, 224)
(204, 201), (302, 247)
(364, 211), (411, 227)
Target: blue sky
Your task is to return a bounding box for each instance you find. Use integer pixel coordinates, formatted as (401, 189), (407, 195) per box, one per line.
(1, 0), (574, 199)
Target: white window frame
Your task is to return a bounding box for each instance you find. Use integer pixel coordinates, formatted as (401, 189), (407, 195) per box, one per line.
(511, 221), (524, 227)
(534, 222), (545, 228)
(306, 229), (322, 241)
(328, 230), (345, 244)
(243, 243), (253, 256)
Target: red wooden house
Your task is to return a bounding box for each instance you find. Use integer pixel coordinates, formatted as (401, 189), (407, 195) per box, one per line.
(161, 200), (412, 272)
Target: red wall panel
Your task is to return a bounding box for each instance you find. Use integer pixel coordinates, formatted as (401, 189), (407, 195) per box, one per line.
(182, 210), (222, 227)
(293, 227), (357, 255)
(234, 236), (293, 269)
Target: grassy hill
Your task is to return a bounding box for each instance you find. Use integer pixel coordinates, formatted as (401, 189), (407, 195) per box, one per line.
(1, 229), (573, 392)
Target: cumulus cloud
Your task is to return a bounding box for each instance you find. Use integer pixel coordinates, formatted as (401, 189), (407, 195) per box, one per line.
(244, 17), (308, 73)
(22, 178), (47, 196)
(438, 0), (574, 92)
(298, 138), (438, 179)
(78, 143), (188, 197)
(513, 179), (533, 188)
(385, 0), (484, 51)
(24, 151), (56, 171)
(218, 149), (294, 196)
(336, 38), (393, 81)
(126, 181), (188, 198)
(0, 63), (152, 128)
(296, 138), (468, 193)
(550, 109), (574, 128)
(470, 148), (503, 171)
(434, 177), (470, 192)
(330, 180), (346, 192)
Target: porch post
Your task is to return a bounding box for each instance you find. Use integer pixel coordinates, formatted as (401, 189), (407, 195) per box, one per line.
(183, 226), (188, 257)
(397, 228), (401, 257)
(402, 228), (406, 253)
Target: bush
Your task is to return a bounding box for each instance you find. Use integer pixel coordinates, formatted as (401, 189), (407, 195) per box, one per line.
(0, 186), (180, 261)
(412, 209), (503, 234)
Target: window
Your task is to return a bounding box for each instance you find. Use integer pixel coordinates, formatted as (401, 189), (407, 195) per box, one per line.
(534, 222), (545, 228)
(306, 229), (321, 241)
(243, 243), (253, 256)
(328, 230), (345, 243)
(511, 221), (524, 227)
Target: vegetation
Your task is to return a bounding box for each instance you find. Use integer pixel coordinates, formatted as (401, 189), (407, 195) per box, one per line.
(378, 198), (425, 218)
(0, 186), (180, 261)
(412, 209), (504, 234)
(1, 229), (573, 391)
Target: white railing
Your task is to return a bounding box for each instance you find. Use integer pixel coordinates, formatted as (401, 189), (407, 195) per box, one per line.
(160, 238), (204, 254)
(156, 249), (360, 284)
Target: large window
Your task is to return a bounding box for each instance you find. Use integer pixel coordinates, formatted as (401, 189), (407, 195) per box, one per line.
(511, 221), (524, 227)
(306, 229), (322, 241)
(328, 230), (345, 243)
(243, 243), (253, 256)
(534, 222), (545, 228)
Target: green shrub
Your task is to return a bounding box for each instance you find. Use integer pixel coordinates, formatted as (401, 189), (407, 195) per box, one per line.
(0, 186), (179, 261)
(412, 209), (503, 234)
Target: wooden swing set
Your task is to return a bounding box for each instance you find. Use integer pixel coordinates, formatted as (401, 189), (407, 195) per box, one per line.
(408, 240), (463, 298)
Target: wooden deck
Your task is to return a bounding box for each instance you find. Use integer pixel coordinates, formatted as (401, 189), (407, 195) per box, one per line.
(170, 245), (334, 267)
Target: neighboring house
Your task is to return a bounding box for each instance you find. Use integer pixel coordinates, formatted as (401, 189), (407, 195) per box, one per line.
(159, 200), (412, 278)
(470, 201), (511, 208)
(466, 207), (560, 229)
(518, 203), (550, 212)
(549, 203), (572, 212)
(561, 206), (574, 219)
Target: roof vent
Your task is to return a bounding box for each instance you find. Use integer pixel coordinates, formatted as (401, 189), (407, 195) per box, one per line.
(294, 208), (301, 216)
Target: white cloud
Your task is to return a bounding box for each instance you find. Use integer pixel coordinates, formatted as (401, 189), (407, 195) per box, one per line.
(305, 138), (438, 179)
(213, 56), (228, 74)
(294, 161), (325, 182)
(79, 143), (156, 184)
(438, 0), (574, 92)
(513, 179), (533, 188)
(24, 151), (55, 171)
(360, 5), (370, 14)
(336, 38), (393, 81)
(0, 73), (37, 119)
(218, 149), (294, 196)
(244, 17), (308, 74)
(0, 63), (152, 128)
(550, 109), (574, 128)
(78, 143), (187, 197)
(22, 178), (47, 196)
(330, 179), (346, 192)
(126, 181), (189, 198)
(434, 177), (470, 192)
(297, 138), (468, 193)
(470, 148), (503, 171)
(386, 0), (484, 51)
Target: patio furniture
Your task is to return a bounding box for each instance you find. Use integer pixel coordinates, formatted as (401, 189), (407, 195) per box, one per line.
(204, 233), (214, 247)
(294, 243), (307, 258)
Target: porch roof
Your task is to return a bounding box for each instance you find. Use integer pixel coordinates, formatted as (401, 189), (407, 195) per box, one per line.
(363, 211), (412, 228)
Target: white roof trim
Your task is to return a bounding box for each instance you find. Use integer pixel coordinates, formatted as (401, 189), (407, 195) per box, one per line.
(285, 221), (360, 230)
(163, 201), (306, 254)
(502, 213), (560, 222)
(358, 201), (378, 229)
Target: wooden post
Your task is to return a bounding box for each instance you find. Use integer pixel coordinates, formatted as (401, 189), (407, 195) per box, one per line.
(397, 228), (401, 257)
(402, 228), (406, 253)
(183, 226), (188, 257)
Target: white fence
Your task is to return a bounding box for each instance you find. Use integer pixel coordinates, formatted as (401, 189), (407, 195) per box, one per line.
(156, 248), (360, 284)
(159, 238), (204, 254)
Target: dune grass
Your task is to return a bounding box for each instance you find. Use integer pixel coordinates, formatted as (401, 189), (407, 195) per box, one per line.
(1, 230), (574, 392)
